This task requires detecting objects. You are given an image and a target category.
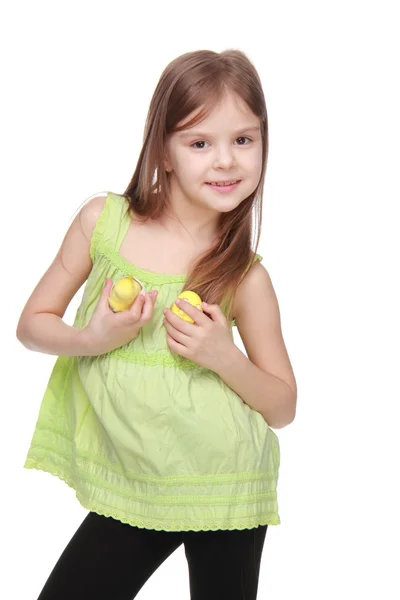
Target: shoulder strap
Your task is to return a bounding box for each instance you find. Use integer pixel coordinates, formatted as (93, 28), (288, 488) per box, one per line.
(90, 192), (131, 262)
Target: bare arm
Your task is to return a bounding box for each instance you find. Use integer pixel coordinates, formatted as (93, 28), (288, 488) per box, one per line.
(17, 314), (93, 356)
(16, 194), (107, 356)
(217, 262), (297, 429)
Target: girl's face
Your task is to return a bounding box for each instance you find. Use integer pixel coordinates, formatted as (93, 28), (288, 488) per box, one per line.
(164, 92), (263, 215)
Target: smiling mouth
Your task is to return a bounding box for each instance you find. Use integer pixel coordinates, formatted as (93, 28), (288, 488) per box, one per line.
(205, 180), (241, 187)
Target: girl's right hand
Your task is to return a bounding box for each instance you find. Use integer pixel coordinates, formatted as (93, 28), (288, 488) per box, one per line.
(83, 278), (159, 356)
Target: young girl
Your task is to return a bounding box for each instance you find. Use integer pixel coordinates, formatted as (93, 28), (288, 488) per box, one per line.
(16, 49), (297, 600)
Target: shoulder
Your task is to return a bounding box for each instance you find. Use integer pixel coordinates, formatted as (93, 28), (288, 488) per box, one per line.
(76, 192), (109, 241)
(232, 260), (276, 322)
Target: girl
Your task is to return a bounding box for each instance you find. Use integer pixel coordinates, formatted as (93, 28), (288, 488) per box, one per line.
(16, 48), (297, 600)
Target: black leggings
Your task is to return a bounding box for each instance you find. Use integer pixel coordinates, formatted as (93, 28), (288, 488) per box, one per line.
(37, 512), (268, 600)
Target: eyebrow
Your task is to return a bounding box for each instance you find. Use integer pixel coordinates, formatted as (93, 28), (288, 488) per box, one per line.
(179, 125), (261, 138)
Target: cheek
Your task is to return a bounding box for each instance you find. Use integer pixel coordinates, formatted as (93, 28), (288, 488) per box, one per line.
(173, 150), (199, 176)
(178, 162), (206, 187)
(244, 150), (263, 182)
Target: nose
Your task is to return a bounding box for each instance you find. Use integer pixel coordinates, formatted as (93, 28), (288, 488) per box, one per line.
(212, 144), (236, 170)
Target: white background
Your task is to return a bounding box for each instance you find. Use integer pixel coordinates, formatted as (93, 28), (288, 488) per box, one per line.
(1, 1), (399, 598)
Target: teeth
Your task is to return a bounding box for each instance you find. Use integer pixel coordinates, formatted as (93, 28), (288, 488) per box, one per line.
(208, 180), (238, 187)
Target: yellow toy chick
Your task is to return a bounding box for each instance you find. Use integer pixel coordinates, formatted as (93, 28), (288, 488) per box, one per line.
(108, 275), (145, 312)
(171, 291), (203, 324)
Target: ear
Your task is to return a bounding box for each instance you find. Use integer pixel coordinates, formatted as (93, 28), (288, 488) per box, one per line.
(163, 150), (172, 172)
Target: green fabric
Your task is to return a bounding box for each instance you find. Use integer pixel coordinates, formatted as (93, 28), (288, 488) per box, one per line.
(24, 192), (281, 531)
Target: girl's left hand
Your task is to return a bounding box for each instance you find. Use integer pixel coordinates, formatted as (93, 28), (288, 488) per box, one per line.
(163, 298), (234, 371)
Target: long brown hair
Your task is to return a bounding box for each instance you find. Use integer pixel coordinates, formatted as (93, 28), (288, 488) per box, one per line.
(122, 49), (268, 321)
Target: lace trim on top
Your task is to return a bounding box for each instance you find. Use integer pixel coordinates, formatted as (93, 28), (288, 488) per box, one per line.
(96, 238), (188, 285)
(26, 458), (279, 530)
(93, 236), (263, 288)
(78, 348), (209, 371)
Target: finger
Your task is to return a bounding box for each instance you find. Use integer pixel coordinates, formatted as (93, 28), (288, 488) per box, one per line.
(140, 293), (156, 322)
(202, 302), (227, 324)
(173, 299), (204, 325)
(102, 278), (114, 311)
(166, 333), (188, 357)
(164, 318), (190, 345)
(127, 292), (145, 320)
(164, 307), (195, 333)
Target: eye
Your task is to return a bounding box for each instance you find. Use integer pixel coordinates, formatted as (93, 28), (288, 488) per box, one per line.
(190, 137), (252, 149)
(191, 141), (210, 149)
(235, 136), (252, 145)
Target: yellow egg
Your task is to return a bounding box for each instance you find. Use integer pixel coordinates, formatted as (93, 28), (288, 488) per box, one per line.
(109, 275), (145, 312)
(171, 291), (203, 324)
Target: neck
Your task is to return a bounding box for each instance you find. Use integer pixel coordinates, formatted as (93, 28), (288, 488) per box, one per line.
(158, 181), (220, 245)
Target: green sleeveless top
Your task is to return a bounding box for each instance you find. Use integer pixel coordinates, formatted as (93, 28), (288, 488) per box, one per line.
(24, 191), (281, 531)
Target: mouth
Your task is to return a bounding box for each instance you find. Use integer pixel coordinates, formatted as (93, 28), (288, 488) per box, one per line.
(205, 179), (241, 191)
